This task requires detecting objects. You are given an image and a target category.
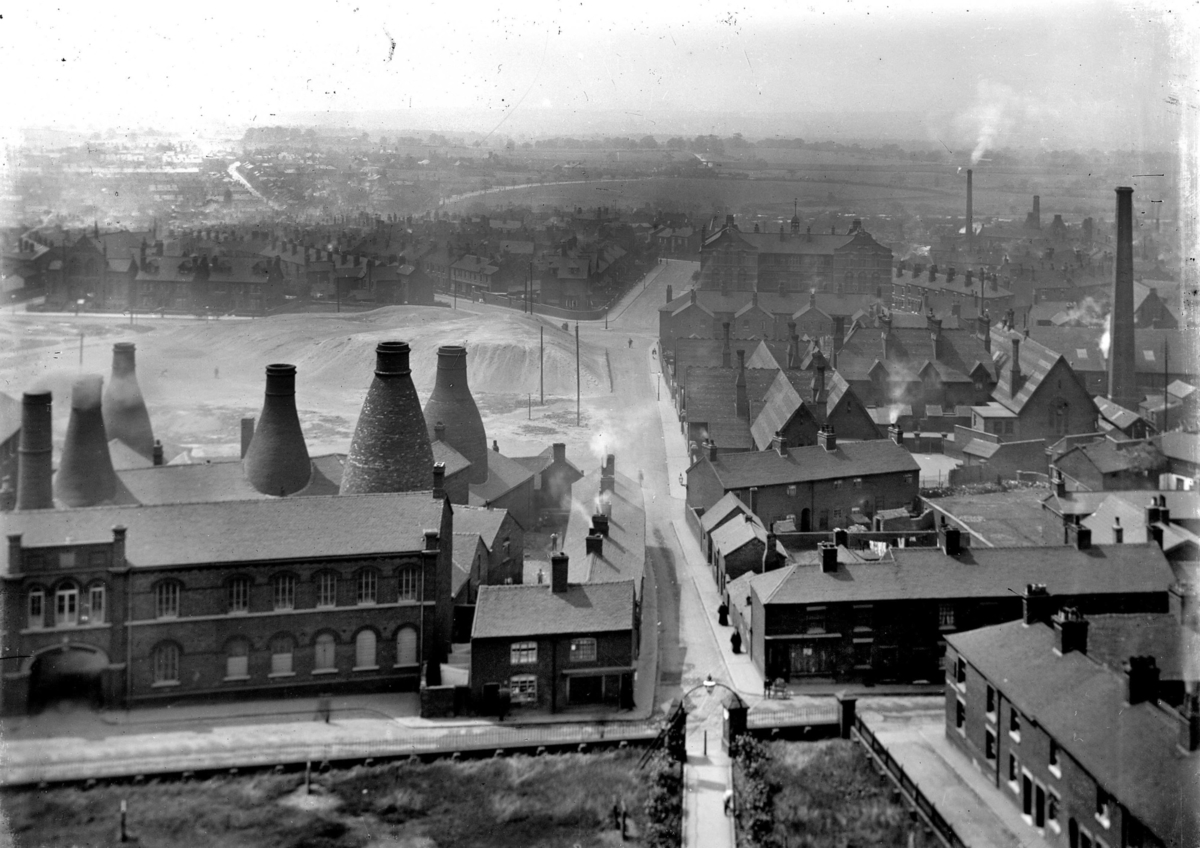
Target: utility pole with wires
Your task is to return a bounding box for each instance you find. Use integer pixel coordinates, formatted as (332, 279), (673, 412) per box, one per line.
(575, 322), (581, 427)
(540, 325), (544, 405)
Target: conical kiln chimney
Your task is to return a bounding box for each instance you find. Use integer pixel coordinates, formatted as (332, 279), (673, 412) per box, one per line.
(16, 391), (53, 510)
(55, 375), (120, 507)
(340, 341), (434, 494)
(243, 364), (312, 496)
(423, 344), (488, 484)
(102, 342), (155, 459)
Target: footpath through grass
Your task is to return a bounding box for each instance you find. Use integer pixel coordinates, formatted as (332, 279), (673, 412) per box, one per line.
(734, 738), (939, 848)
(3, 750), (660, 848)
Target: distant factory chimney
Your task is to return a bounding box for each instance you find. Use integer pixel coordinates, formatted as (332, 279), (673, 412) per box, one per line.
(1109, 187), (1138, 411)
(102, 342), (155, 460)
(243, 364), (312, 497)
(965, 169), (973, 246)
(55, 375), (120, 507)
(340, 341), (434, 494)
(16, 391), (53, 510)
(423, 345), (488, 484)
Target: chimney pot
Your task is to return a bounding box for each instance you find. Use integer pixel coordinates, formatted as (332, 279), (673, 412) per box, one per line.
(818, 541), (838, 573)
(1022, 583), (1050, 625)
(585, 533), (604, 556)
(1125, 656), (1160, 705)
(591, 513), (610, 537)
(817, 425), (837, 452)
(1054, 607), (1089, 655)
(152, 439), (164, 466)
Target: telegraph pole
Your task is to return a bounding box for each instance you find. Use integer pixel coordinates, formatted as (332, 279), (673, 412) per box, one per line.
(575, 322), (581, 426)
(540, 325), (544, 405)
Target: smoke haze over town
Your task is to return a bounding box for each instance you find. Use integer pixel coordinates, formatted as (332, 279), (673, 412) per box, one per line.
(2, 0), (1191, 152)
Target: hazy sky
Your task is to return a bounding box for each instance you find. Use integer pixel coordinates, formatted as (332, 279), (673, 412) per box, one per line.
(2, 0), (1193, 149)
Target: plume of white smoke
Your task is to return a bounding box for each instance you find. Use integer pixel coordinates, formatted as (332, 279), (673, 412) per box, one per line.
(1057, 297), (1108, 327)
(1099, 315), (1112, 360)
(955, 80), (1022, 166)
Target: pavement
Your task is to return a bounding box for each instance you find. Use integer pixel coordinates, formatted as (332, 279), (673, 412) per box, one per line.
(861, 709), (1055, 848)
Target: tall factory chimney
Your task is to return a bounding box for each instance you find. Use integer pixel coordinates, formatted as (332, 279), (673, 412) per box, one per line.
(1109, 187), (1137, 411)
(340, 341), (434, 494)
(243, 364), (312, 496)
(102, 342), (155, 459)
(965, 169), (973, 247)
(422, 345), (488, 484)
(55, 376), (120, 507)
(15, 391), (53, 510)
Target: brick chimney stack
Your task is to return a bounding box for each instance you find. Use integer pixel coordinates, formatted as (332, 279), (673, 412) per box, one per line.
(735, 350), (748, 419)
(1109, 187), (1138, 411)
(1054, 607), (1089, 655)
(817, 424), (837, 452)
(243, 365), (312, 497)
(16, 391), (53, 510)
(1125, 656), (1160, 705)
(1022, 583), (1051, 625)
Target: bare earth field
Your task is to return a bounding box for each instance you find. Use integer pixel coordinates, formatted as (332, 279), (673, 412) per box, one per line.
(0, 304), (612, 462)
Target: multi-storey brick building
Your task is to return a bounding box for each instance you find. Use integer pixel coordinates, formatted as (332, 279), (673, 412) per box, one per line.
(470, 552), (636, 713)
(698, 216), (893, 296)
(2, 492), (453, 715)
(945, 599), (1199, 848)
(686, 427), (920, 531)
(733, 529), (1174, 686)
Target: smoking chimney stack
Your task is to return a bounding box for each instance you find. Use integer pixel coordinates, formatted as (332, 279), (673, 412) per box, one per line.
(102, 342), (155, 459)
(423, 345), (488, 484)
(340, 341), (435, 494)
(966, 169), (973, 246)
(1109, 187), (1138, 411)
(55, 375), (121, 507)
(16, 391), (53, 510)
(243, 364), (312, 496)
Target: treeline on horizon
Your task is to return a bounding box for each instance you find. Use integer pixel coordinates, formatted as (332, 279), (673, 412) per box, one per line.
(239, 126), (1170, 170)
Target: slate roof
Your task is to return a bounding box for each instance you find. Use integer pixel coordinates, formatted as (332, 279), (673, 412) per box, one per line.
(700, 492), (759, 533)
(1, 492), (444, 573)
(833, 323), (995, 385)
(660, 289), (881, 319)
(116, 454), (344, 503)
(563, 467), (646, 593)
(136, 256), (276, 286)
(432, 439), (472, 478)
(1155, 432), (1200, 466)
(752, 542), (1173, 606)
(990, 327), (1083, 414)
(1094, 396), (1144, 431)
(947, 621), (1199, 845)
(453, 504), (510, 550)
(1044, 490), (1200, 521)
(1056, 439), (1164, 479)
(1084, 612), (1200, 683)
(704, 439), (919, 490)
(469, 450), (535, 503)
(710, 515), (783, 557)
(471, 581), (634, 639)
(509, 445), (584, 482)
(1025, 326), (1199, 377)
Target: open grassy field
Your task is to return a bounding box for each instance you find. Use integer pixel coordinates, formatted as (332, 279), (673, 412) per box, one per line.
(2, 751), (653, 848)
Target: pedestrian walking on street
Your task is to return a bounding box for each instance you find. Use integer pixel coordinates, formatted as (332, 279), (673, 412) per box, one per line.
(628, 338), (633, 348)
(550, 532), (558, 552)
(730, 630), (742, 654)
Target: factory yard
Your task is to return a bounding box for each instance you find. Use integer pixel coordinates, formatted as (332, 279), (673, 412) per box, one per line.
(0, 301), (614, 462)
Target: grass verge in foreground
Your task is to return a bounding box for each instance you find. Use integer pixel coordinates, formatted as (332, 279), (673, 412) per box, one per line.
(3, 750), (656, 848)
